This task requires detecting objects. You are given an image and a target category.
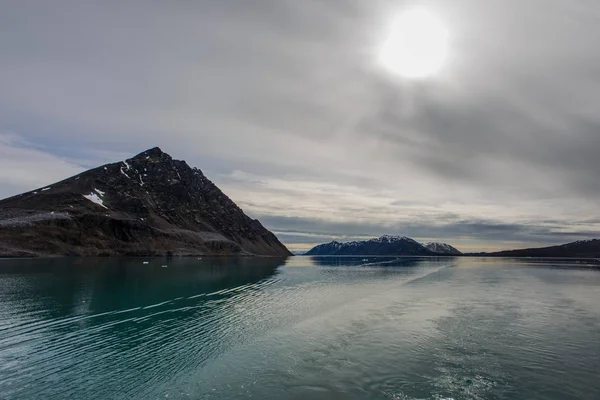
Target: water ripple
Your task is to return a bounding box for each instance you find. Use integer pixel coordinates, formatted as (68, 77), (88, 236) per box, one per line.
(1, 258), (599, 400)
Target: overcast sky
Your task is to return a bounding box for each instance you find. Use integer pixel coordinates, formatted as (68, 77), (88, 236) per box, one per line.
(2, 0), (600, 252)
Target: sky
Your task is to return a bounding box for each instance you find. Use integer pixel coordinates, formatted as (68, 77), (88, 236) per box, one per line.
(1, 0), (600, 252)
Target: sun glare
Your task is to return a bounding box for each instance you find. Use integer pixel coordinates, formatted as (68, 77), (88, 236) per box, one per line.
(379, 8), (449, 79)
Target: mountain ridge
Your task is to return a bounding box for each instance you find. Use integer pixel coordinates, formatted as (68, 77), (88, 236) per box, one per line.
(305, 235), (460, 256)
(467, 239), (600, 258)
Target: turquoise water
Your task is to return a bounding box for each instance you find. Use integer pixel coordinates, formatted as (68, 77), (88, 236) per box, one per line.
(0, 256), (599, 399)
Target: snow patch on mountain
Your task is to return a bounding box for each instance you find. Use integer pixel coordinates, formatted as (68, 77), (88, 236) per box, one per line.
(120, 167), (131, 179)
(83, 191), (108, 209)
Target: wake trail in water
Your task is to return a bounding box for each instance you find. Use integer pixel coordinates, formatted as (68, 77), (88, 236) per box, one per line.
(0, 260), (461, 400)
(0, 274), (288, 399)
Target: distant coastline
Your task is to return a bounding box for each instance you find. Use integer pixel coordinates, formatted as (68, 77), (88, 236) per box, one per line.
(304, 237), (600, 259)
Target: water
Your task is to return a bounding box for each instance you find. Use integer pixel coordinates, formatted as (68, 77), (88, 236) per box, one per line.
(1, 256), (599, 400)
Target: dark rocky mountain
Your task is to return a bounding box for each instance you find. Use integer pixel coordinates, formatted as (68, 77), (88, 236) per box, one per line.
(0, 147), (291, 257)
(424, 242), (463, 255)
(305, 235), (442, 256)
(468, 239), (600, 258)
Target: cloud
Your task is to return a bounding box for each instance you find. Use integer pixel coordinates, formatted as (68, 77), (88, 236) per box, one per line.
(261, 215), (600, 252)
(0, 133), (84, 199)
(1, 0), (600, 250)
(213, 169), (600, 252)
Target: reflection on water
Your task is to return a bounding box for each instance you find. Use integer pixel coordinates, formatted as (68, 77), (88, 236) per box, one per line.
(0, 257), (285, 399)
(308, 256), (424, 267)
(1, 256), (599, 399)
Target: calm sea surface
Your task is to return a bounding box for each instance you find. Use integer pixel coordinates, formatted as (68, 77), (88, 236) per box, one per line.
(0, 256), (599, 400)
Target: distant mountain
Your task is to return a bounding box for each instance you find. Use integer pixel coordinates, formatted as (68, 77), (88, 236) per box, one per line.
(469, 239), (600, 258)
(307, 236), (600, 258)
(424, 242), (463, 255)
(305, 235), (450, 256)
(0, 147), (291, 257)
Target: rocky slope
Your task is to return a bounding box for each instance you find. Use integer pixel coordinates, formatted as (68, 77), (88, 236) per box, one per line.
(0, 147), (291, 257)
(424, 242), (463, 255)
(469, 239), (600, 258)
(305, 235), (445, 256)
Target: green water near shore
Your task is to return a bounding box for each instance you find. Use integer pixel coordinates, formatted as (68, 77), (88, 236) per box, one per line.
(1, 256), (599, 399)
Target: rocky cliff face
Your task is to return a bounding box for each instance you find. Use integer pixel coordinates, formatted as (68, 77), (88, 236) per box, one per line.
(0, 148), (291, 257)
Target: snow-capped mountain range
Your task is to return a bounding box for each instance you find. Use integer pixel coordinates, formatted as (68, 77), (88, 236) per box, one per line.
(305, 235), (462, 256)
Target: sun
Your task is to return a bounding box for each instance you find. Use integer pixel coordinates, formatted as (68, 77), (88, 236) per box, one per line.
(379, 9), (449, 79)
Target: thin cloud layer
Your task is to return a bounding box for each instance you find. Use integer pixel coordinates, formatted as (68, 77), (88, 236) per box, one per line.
(0, 133), (83, 198)
(1, 0), (599, 251)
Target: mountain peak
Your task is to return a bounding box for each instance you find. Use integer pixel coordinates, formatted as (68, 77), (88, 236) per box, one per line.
(0, 148), (291, 257)
(306, 235), (432, 256)
(375, 235), (417, 244)
(424, 242), (462, 255)
(133, 147), (165, 160)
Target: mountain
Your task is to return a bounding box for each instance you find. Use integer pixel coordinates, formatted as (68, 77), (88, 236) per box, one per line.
(305, 235), (440, 256)
(469, 239), (600, 258)
(0, 147), (291, 257)
(424, 242), (463, 255)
